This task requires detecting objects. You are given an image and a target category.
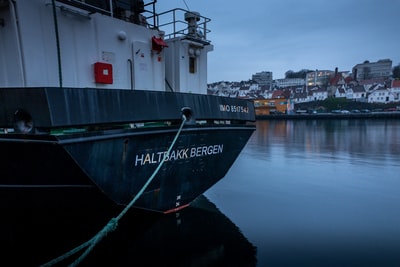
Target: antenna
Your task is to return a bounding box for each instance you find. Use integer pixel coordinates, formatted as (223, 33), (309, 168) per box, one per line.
(183, 0), (190, 10)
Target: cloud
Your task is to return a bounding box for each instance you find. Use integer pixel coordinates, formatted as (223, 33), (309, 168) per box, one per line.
(156, 0), (400, 82)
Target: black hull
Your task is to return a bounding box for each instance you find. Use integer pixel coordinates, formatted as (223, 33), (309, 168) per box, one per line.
(0, 87), (255, 128)
(0, 124), (254, 212)
(0, 88), (255, 212)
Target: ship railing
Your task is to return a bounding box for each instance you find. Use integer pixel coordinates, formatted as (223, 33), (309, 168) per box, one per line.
(54, 0), (113, 16)
(149, 8), (211, 43)
(53, 1), (210, 42)
(54, 0), (157, 23)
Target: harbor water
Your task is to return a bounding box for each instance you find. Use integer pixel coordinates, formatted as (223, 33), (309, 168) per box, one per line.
(2, 119), (400, 266)
(206, 119), (400, 267)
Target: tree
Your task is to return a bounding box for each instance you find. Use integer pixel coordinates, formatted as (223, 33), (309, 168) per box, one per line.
(322, 97), (349, 111)
(393, 64), (400, 79)
(285, 70), (294, 78)
(285, 69), (312, 79)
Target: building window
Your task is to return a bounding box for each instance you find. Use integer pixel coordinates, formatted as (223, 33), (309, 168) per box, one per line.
(189, 57), (196, 73)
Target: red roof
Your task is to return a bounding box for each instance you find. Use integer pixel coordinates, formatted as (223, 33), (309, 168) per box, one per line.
(344, 76), (354, 83)
(271, 90), (283, 98)
(392, 80), (400, 88)
(330, 74), (342, 85)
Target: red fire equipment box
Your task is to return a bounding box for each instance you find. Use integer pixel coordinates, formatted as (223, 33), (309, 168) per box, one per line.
(94, 62), (113, 84)
(152, 36), (168, 53)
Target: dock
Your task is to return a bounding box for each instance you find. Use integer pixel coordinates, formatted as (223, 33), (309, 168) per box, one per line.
(256, 112), (400, 120)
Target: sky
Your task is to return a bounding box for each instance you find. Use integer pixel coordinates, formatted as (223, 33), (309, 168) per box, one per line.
(156, 0), (400, 83)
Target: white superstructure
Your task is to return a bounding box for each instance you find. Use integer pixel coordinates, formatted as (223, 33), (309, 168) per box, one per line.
(0, 0), (212, 93)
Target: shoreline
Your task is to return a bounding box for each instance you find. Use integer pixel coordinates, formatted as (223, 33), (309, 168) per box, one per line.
(256, 112), (400, 120)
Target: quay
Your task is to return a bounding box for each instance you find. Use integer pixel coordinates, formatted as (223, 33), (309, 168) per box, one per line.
(256, 112), (400, 120)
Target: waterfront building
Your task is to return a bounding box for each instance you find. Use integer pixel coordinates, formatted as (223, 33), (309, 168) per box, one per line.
(390, 80), (400, 101)
(346, 85), (367, 102)
(254, 98), (291, 115)
(368, 87), (396, 103)
(308, 87), (328, 101)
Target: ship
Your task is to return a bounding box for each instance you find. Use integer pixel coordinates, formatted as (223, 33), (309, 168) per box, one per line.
(0, 0), (255, 213)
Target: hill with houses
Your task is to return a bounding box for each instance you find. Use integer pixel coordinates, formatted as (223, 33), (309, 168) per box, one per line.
(207, 60), (400, 113)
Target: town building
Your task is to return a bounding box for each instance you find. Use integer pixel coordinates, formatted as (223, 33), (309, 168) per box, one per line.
(274, 78), (305, 88)
(306, 70), (334, 88)
(368, 87), (395, 103)
(252, 71), (273, 89)
(352, 59), (392, 81)
(390, 80), (400, 102)
(292, 92), (308, 104)
(334, 87), (346, 98)
(346, 85), (367, 102)
(308, 87), (328, 101)
(254, 98), (292, 115)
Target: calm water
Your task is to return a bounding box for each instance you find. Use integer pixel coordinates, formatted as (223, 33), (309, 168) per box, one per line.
(2, 119), (400, 266)
(206, 119), (400, 267)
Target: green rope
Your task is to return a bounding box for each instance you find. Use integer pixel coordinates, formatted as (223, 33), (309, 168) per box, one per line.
(40, 116), (187, 267)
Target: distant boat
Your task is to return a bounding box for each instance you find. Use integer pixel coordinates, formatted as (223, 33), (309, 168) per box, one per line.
(0, 0), (255, 213)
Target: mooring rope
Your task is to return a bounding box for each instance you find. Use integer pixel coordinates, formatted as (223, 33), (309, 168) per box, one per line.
(51, 0), (63, 88)
(40, 115), (187, 267)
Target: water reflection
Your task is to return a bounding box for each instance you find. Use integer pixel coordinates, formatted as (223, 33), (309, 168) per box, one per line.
(206, 119), (400, 267)
(1, 196), (257, 267)
(249, 119), (400, 164)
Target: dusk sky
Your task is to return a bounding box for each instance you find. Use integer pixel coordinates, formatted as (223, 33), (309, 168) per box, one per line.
(157, 0), (400, 83)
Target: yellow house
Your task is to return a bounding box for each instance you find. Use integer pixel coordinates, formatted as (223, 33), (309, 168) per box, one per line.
(254, 98), (290, 115)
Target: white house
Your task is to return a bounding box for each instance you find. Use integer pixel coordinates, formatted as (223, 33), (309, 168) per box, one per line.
(292, 92), (309, 103)
(334, 86), (347, 98)
(309, 87), (328, 101)
(346, 85), (367, 101)
(368, 87), (395, 103)
(390, 80), (400, 102)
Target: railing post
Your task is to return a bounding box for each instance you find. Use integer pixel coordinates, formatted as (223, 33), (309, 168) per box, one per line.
(109, 0), (113, 17)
